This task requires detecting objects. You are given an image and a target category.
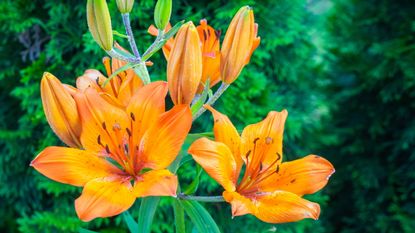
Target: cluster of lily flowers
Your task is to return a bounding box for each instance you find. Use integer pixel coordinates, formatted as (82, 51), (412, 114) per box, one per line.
(31, 0), (335, 226)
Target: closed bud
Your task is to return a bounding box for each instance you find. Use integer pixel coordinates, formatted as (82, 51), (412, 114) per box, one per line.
(116, 0), (134, 14)
(87, 0), (113, 51)
(154, 0), (172, 30)
(41, 72), (82, 148)
(167, 22), (202, 105)
(221, 6), (260, 84)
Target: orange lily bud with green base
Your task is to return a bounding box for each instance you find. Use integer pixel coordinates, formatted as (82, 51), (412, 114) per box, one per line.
(41, 72), (82, 148)
(167, 22), (202, 105)
(87, 0), (113, 51)
(220, 6), (260, 84)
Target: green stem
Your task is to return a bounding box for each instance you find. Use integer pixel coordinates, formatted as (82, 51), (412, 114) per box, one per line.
(192, 82), (230, 121)
(133, 62), (151, 85)
(122, 13), (141, 60)
(107, 49), (138, 63)
(177, 193), (224, 202)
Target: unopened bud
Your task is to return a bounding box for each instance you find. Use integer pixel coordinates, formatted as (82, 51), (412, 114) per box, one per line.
(221, 6), (260, 84)
(87, 0), (113, 51)
(116, 0), (134, 14)
(154, 0), (172, 30)
(41, 72), (82, 148)
(167, 22), (202, 105)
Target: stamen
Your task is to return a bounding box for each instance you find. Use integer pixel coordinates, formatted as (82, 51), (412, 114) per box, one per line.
(102, 122), (107, 130)
(112, 123), (121, 131)
(105, 144), (110, 154)
(97, 135), (102, 146)
(126, 128), (132, 137)
(130, 112), (136, 121)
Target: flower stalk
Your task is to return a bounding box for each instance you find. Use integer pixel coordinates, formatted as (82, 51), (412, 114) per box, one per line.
(122, 13), (141, 59)
(192, 82), (229, 121)
(177, 193), (224, 202)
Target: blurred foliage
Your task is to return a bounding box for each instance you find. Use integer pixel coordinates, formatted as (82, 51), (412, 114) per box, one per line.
(0, 0), (413, 232)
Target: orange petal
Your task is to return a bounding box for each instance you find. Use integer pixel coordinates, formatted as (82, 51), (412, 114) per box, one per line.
(41, 72), (82, 148)
(139, 105), (192, 170)
(223, 191), (255, 217)
(74, 88), (129, 160)
(31, 146), (122, 186)
(167, 22), (202, 105)
(188, 138), (238, 191)
(133, 169), (178, 197)
(196, 19), (221, 92)
(241, 110), (288, 173)
(117, 70), (143, 106)
(253, 191), (321, 223)
(257, 155), (335, 196)
(76, 69), (115, 96)
(75, 177), (135, 222)
(205, 105), (243, 176)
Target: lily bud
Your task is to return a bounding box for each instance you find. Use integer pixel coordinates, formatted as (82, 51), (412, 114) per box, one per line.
(87, 0), (113, 51)
(167, 22), (202, 105)
(154, 0), (172, 30)
(41, 72), (82, 148)
(116, 0), (134, 14)
(221, 6), (260, 84)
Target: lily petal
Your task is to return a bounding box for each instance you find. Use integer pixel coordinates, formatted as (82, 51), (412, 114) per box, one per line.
(139, 105), (192, 170)
(31, 146), (121, 186)
(253, 191), (321, 223)
(241, 110), (288, 171)
(75, 177), (135, 222)
(188, 138), (237, 191)
(205, 105), (243, 177)
(257, 155), (335, 196)
(223, 191), (255, 217)
(133, 169), (178, 197)
(224, 190), (320, 223)
(75, 88), (129, 157)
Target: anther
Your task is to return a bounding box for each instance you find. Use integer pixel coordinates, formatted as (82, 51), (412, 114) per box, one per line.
(253, 137), (260, 144)
(130, 112), (136, 121)
(105, 145), (110, 154)
(97, 135), (102, 146)
(102, 122), (107, 130)
(126, 128), (132, 137)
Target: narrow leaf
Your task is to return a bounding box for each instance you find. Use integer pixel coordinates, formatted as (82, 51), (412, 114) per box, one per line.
(191, 79), (210, 115)
(79, 228), (98, 233)
(137, 197), (160, 233)
(183, 165), (202, 194)
(122, 211), (138, 233)
(180, 200), (221, 233)
(173, 199), (186, 233)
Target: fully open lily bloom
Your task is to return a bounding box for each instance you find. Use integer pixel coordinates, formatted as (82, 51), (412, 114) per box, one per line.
(31, 82), (192, 221)
(188, 106), (334, 223)
(221, 6), (260, 84)
(41, 72), (82, 148)
(167, 22), (202, 105)
(149, 19), (221, 93)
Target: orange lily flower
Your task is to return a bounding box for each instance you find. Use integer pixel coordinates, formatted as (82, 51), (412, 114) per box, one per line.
(149, 19), (221, 93)
(31, 82), (192, 221)
(167, 22), (202, 105)
(221, 6), (260, 84)
(188, 106), (334, 223)
(41, 72), (82, 148)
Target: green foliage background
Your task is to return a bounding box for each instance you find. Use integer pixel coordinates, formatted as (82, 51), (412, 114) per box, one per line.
(0, 0), (414, 232)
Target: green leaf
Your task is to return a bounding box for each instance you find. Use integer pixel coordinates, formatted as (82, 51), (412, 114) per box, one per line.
(183, 165), (202, 194)
(137, 197), (160, 233)
(79, 228), (99, 233)
(173, 199), (186, 233)
(179, 200), (221, 233)
(122, 211), (138, 233)
(142, 20), (184, 61)
(191, 79), (210, 115)
(113, 30), (129, 39)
